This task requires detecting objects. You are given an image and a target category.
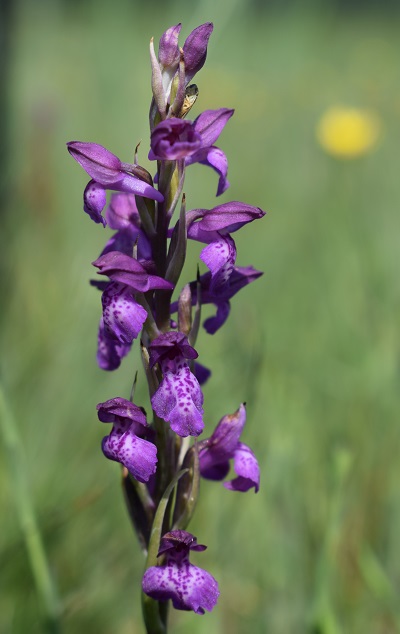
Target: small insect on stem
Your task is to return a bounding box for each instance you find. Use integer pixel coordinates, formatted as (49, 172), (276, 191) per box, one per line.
(179, 84), (199, 119)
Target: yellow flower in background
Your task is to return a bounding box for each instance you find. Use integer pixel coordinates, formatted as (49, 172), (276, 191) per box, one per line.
(316, 107), (381, 158)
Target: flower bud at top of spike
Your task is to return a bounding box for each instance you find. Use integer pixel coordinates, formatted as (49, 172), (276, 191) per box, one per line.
(183, 23), (213, 83)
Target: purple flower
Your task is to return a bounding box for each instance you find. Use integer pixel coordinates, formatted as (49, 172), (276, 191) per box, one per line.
(142, 530), (219, 614)
(198, 404), (260, 492)
(98, 397), (157, 483)
(67, 141), (163, 225)
(185, 202), (265, 294)
(92, 253), (173, 367)
(150, 119), (202, 160)
(149, 332), (204, 437)
(150, 109), (234, 196)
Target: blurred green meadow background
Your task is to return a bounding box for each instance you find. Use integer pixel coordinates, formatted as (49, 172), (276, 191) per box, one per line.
(1, 0), (400, 632)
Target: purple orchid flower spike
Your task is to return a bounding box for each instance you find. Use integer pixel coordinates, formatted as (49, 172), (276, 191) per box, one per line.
(142, 530), (219, 614)
(98, 397), (157, 483)
(198, 404), (260, 492)
(149, 331), (204, 437)
(67, 141), (163, 225)
(68, 21), (265, 630)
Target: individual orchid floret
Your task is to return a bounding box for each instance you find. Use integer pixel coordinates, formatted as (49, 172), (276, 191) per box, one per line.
(98, 397), (157, 483)
(149, 118), (202, 160)
(92, 253), (173, 363)
(142, 530), (219, 614)
(185, 202), (265, 291)
(198, 404), (260, 492)
(149, 331), (204, 437)
(67, 141), (163, 225)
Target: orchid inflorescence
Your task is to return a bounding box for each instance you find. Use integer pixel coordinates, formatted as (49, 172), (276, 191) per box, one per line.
(68, 22), (264, 632)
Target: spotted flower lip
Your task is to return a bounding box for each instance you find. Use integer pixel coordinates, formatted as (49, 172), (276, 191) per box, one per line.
(101, 282), (147, 345)
(198, 404), (260, 492)
(98, 397), (157, 483)
(157, 22), (213, 85)
(149, 332), (204, 437)
(142, 530), (219, 614)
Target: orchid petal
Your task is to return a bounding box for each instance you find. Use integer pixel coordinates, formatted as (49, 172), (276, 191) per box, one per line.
(102, 420), (157, 483)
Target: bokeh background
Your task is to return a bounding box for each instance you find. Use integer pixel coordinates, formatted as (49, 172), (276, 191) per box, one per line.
(1, 0), (399, 632)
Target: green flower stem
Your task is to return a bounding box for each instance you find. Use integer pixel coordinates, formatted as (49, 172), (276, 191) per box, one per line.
(0, 382), (61, 634)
